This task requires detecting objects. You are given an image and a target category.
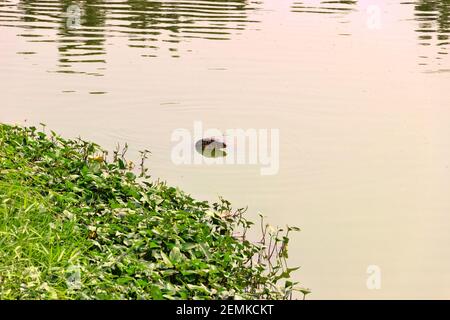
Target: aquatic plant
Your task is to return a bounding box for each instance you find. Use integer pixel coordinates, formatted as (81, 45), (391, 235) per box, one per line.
(0, 124), (309, 300)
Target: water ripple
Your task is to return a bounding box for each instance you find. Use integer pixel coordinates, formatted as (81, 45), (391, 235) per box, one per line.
(0, 0), (261, 74)
(412, 0), (449, 70)
(291, 0), (357, 15)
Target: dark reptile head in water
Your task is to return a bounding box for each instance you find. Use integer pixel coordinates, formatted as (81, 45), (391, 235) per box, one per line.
(195, 138), (227, 158)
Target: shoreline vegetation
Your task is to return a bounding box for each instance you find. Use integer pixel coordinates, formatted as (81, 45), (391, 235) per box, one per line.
(0, 124), (309, 300)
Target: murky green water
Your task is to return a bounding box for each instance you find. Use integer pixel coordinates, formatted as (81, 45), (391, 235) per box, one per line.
(1, 0), (449, 299)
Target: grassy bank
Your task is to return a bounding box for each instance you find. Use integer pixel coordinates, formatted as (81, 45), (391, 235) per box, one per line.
(0, 124), (307, 300)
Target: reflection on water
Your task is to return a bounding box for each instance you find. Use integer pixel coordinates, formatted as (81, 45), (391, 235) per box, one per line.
(1, 0), (449, 74)
(291, 0), (356, 15)
(289, 1), (449, 69)
(0, 0), (260, 75)
(414, 0), (450, 70)
(58, 1), (107, 76)
(290, 1), (357, 38)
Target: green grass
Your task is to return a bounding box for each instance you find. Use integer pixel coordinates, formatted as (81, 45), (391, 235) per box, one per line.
(0, 124), (309, 300)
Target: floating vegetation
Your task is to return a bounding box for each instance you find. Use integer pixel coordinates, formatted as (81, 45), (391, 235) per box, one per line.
(195, 138), (227, 158)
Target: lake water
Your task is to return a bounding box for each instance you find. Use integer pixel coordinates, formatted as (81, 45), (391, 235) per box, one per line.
(1, 0), (449, 299)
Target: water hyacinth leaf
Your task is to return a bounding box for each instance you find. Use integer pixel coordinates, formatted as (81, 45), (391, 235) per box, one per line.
(150, 286), (163, 300)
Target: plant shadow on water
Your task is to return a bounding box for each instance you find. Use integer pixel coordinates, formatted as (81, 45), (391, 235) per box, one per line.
(0, 1), (448, 74)
(289, 0), (449, 69)
(0, 0), (261, 75)
(414, 0), (450, 71)
(291, 0), (357, 15)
